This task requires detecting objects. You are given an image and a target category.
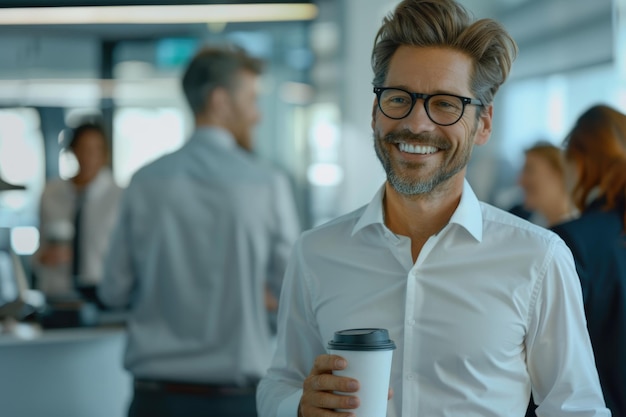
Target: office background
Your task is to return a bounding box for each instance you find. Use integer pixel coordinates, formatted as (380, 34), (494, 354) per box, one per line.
(0, 1), (625, 416)
(0, 0), (624, 255)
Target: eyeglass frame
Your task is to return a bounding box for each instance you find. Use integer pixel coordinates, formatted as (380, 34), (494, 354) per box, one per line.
(373, 86), (484, 126)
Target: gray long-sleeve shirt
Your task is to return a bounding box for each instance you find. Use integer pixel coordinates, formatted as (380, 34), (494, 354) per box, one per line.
(99, 127), (300, 385)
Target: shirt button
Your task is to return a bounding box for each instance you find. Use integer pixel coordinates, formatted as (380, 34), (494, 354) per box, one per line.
(407, 374), (414, 380)
(407, 319), (416, 326)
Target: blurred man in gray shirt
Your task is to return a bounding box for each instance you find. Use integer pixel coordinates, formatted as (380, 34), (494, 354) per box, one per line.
(99, 45), (300, 417)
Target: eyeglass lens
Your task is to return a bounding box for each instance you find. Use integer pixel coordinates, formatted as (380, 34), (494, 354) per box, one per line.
(378, 88), (465, 125)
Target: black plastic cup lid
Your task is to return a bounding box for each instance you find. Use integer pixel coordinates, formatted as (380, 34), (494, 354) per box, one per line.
(327, 328), (396, 351)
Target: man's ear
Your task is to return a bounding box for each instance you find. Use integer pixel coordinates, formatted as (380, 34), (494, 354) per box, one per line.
(474, 104), (493, 146)
(207, 87), (231, 116)
(196, 87), (233, 126)
(209, 87), (230, 111)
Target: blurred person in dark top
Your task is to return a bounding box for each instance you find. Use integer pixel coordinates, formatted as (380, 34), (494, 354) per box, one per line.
(551, 104), (626, 417)
(518, 141), (577, 227)
(34, 122), (122, 305)
(98, 45), (300, 417)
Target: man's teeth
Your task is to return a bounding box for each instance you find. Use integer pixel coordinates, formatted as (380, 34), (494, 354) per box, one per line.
(398, 143), (438, 154)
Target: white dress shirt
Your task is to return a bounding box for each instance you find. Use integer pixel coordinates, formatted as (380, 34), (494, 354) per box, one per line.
(257, 180), (609, 417)
(99, 127), (301, 385)
(35, 168), (122, 296)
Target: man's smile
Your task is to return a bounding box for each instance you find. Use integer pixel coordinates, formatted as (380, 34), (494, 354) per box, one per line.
(397, 143), (439, 154)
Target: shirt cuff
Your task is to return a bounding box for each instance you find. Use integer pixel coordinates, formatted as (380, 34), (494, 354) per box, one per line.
(277, 389), (303, 417)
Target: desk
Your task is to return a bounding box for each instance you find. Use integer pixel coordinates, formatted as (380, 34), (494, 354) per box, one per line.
(0, 326), (131, 417)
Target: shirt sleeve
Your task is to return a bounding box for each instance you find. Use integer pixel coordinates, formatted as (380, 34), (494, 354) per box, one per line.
(97, 185), (135, 309)
(256, 238), (326, 417)
(37, 182), (52, 243)
(525, 237), (610, 416)
(266, 171), (301, 299)
(551, 224), (589, 304)
(36, 180), (69, 247)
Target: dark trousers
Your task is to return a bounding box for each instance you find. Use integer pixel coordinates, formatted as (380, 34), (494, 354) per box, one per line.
(526, 397), (537, 417)
(128, 380), (257, 417)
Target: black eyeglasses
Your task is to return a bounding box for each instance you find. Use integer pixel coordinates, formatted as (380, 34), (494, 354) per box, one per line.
(373, 87), (483, 126)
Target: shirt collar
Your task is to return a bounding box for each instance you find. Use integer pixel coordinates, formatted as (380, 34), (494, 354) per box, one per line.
(351, 179), (483, 242)
(449, 180), (483, 242)
(192, 126), (238, 151)
(82, 167), (114, 198)
(352, 184), (386, 236)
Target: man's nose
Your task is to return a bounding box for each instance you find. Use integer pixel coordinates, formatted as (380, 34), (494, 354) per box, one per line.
(400, 100), (436, 133)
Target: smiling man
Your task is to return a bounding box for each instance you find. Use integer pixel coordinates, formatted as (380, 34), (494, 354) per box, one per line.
(256, 1), (609, 416)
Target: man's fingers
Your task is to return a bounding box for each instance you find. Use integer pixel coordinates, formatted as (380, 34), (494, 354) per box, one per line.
(305, 354), (359, 393)
(299, 391), (360, 417)
(317, 391), (360, 410)
(304, 372), (359, 393)
(307, 354), (359, 391)
(311, 354), (348, 374)
(299, 353), (360, 417)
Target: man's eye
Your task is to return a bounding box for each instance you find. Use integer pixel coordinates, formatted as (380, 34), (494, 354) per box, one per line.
(431, 97), (462, 111)
(434, 100), (454, 108)
(386, 96), (410, 105)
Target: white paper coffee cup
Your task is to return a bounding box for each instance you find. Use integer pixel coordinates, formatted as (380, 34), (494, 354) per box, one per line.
(327, 328), (396, 417)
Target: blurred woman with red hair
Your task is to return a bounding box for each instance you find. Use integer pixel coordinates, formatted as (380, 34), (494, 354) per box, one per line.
(551, 104), (626, 416)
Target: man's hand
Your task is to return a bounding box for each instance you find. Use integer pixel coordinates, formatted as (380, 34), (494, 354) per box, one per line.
(298, 354), (360, 417)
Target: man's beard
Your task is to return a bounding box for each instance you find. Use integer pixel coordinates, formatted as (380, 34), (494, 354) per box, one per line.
(373, 128), (473, 196)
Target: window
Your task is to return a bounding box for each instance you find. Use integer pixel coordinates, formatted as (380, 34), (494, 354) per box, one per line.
(113, 107), (186, 187)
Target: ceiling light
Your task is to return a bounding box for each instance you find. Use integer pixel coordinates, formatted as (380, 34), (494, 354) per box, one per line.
(0, 3), (318, 25)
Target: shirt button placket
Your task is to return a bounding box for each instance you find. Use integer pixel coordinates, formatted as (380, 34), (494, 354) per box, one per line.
(402, 266), (421, 415)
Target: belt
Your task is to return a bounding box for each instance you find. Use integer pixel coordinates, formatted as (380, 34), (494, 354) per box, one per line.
(134, 379), (257, 397)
